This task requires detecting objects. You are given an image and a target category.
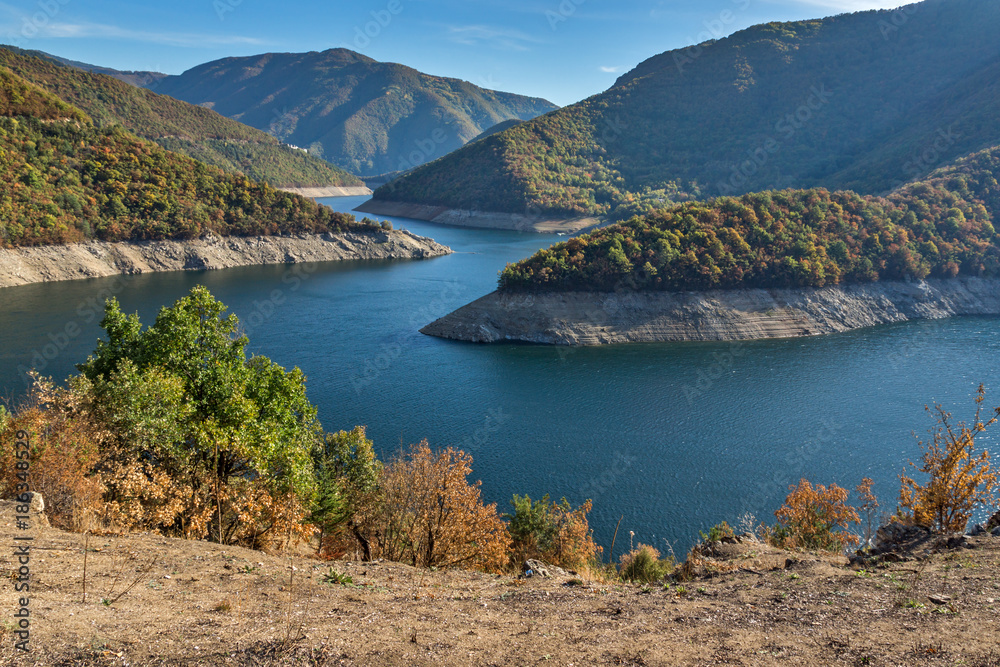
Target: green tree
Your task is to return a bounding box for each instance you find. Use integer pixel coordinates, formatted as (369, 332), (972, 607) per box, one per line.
(311, 426), (382, 559)
(79, 285), (321, 545)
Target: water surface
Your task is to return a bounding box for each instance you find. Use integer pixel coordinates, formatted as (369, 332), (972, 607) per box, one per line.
(2, 195), (998, 553)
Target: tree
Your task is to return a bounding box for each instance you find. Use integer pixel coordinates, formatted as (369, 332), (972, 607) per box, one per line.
(311, 426), (382, 559)
(78, 285), (322, 546)
(372, 441), (510, 573)
(772, 479), (860, 551)
(506, 494), (600, 569)
(897, 385), (1000, 532)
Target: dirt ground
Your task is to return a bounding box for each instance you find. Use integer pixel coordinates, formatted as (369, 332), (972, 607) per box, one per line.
(1, 501), (999, 666)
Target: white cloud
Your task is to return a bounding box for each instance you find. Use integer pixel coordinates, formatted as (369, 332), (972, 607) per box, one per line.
(443, 24), (540, 52)
(1, 13), (267, 48)
(599, 65), (621, 73)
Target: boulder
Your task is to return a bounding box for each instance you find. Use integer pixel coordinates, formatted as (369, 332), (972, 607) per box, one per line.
(523, 559), (567, 578)
(986, 510), (1000, 533)
(969, 523), (986, 536)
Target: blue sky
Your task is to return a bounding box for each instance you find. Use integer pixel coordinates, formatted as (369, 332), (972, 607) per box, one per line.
(2, 0), (907, 106)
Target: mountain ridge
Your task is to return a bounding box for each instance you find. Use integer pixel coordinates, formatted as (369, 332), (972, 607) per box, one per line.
(0, 47), (362, 189)
(371, 0), (1000, 224)
(147, 48), (559, 175)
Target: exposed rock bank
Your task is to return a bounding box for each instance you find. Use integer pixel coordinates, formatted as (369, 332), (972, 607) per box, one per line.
(0, 230), (450, 288)
(354, 199), (597, 233)
(278, 185), (372, 197)
(421, 277), (1000, 345)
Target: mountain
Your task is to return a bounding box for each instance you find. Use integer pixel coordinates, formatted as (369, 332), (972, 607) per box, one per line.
(0, 67), (369, 248)
(370, 0), (1000, 224)
(0, 48), (362, 189)
(147, 49), (559, 175)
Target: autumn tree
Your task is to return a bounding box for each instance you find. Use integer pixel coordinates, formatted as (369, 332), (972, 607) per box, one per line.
(897, 385), (1000, 532)
(772, 479), (860, 551)
(371, 441), (510, 573)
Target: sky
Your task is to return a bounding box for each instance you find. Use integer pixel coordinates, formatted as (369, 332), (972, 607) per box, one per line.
(1, 0), (909, 107)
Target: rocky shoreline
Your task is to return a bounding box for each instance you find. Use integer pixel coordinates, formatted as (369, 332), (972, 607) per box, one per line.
(277, 185), (372, 197)
(354, 199), (598, 233)
(421, 277), (1000, 345)
(0, 229), (450, 288)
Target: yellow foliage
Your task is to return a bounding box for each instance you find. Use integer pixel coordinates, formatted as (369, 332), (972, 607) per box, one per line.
(898, 385), (1000, 532)
(772, 478), (860, 551)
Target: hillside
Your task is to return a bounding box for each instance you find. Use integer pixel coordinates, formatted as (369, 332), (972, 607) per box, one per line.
(148, 48), (559, 175)
(6, 497), (1000, 665)
(498, 145), (1000, 293)
(0, 48), (362, 189)
(372, 0), (1000, 221)
(0, 67), (372, 248)
(0, 45), (168, 87)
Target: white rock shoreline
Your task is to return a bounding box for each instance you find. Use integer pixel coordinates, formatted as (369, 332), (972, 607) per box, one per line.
(0, 230), (451, 288)
(420, 277), (1000, 345)
(353, 199), (598, 233)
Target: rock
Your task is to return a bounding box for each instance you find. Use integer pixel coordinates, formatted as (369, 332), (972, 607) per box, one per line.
(928, 595), (952, 605)
(986, 510), (1000, 533)
(969, 524), (986, 536)
(420, 278), (1000, 346)
(875, 523), (930, 551)
(523, 559), (567, 578)
(0, 232), (452, 288)
(992, 526), (1000, 538)
(28, 492), (44, 514)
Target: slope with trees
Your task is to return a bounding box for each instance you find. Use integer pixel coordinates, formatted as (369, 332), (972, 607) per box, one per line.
(0, 67), (367, 248)
(0, 48), (362, 188)
(498, 145), (1000, 292)
(374, 0), (1000, 220)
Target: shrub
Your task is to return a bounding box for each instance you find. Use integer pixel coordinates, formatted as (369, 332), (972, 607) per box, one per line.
(370, 441), (510, 573)
(771, 479), (860, 551)
(0, 375), (104, 531)
(897, 385), (1000, 532)
(506, 494), (601, 570)
(699, 521), (736, 543)
(618, 544), (673, 583)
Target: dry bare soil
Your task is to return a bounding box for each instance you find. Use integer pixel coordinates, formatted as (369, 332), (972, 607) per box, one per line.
(2, 501), (999, 666)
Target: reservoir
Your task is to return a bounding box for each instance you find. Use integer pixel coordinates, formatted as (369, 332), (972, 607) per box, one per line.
(2, 195), (998, 554)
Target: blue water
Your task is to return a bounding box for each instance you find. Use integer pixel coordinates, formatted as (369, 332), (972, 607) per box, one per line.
(2, 195), (998, 555)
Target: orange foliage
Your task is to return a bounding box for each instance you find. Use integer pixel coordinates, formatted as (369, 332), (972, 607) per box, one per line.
(372, 441), (510, 573)
(773, 479), (860, 551)
(898, 385), (1000, 532)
